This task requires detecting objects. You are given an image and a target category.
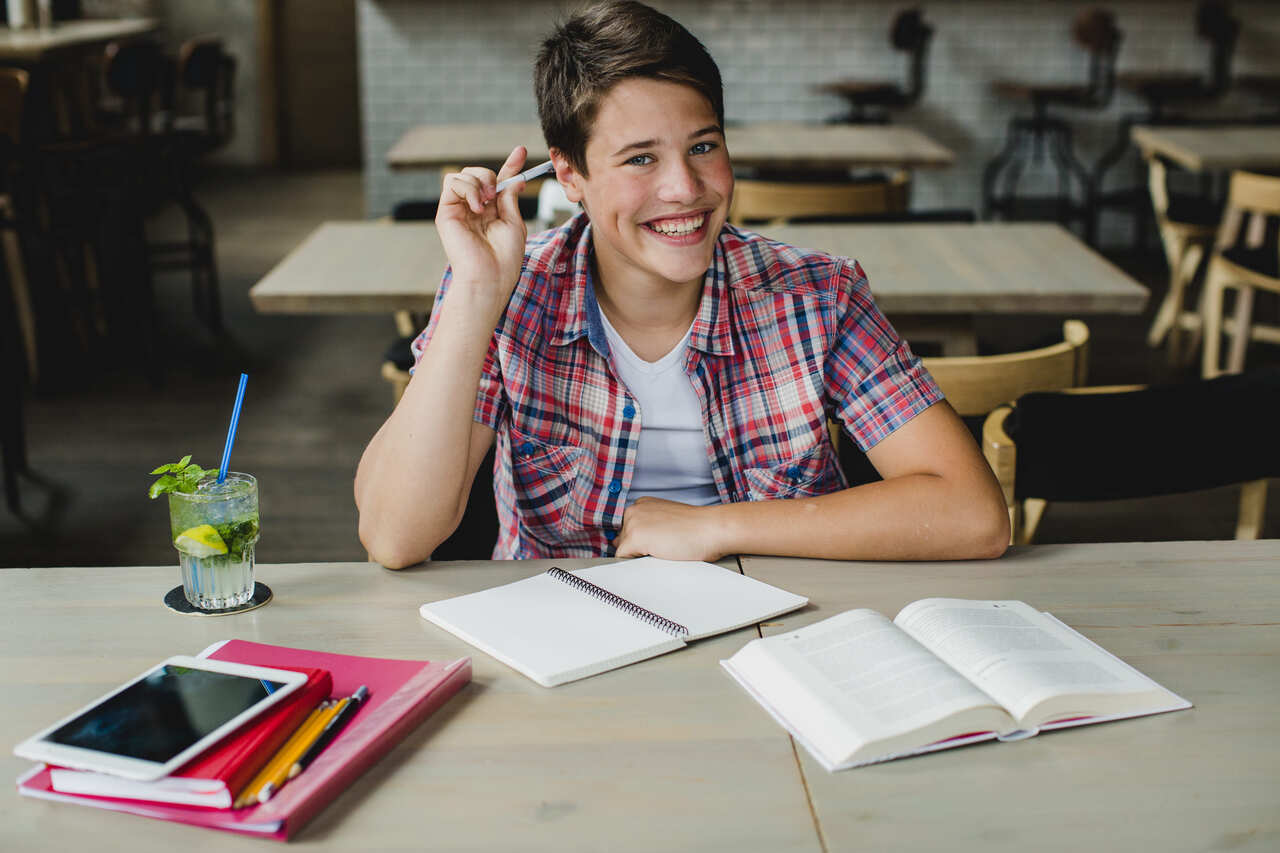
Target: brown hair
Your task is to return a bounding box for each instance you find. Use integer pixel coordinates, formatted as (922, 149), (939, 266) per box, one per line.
(534, 1), (724, 176)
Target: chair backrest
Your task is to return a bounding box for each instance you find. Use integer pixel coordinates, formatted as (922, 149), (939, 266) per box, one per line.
(1196, 0), (1239, 95)
(176, 36), (236, 147)
(983, 365), (1280, 538)
(102, 40), (170, 136)
(921, 320), (1090, 417)
(890, 8), (933, 102)
(729, 172), (909, 226)
(0, 68), (29, 148)
(1213, 170), (1280, 269)
(1073, 8), (1123, 106)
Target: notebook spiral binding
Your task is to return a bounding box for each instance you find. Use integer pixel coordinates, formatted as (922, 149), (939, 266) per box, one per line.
(546, 567), (690, 637)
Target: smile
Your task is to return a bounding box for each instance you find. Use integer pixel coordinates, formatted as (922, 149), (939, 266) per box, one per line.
(644, 213), (707, 237)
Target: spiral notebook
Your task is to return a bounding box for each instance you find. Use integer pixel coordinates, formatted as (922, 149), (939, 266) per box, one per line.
(419, 557), (808, 687)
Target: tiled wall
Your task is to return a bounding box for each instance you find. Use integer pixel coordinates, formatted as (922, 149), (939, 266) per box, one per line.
(357, 0), (1280, 245)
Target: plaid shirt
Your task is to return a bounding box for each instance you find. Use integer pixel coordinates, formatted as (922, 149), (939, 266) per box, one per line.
(414, 215), (941, 559)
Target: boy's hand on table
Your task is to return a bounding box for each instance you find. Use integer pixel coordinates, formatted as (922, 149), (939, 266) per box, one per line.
(614, 497), (727, 562)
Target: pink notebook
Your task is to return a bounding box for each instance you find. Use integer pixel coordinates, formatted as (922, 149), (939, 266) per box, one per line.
(17, 640), (471, 841)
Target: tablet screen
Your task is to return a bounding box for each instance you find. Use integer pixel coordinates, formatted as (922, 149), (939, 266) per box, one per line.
(44, 664), (287, 763)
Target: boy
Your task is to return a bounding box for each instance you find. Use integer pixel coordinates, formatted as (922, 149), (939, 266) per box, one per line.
(356, 1), (1009, 567)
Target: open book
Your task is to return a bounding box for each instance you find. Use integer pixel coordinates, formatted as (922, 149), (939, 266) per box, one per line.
(420, 557), (808, 687)
(722, 599), (1190, 771)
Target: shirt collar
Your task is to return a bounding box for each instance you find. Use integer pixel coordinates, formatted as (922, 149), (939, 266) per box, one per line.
(548, 218), (735, 358)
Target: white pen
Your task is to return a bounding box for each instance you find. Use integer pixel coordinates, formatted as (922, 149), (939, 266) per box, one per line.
(494, 159), (555, 194)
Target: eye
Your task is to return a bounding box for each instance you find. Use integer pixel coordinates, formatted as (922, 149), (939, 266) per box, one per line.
(626, 153), (654, 166)
(690, 141), (718, 155)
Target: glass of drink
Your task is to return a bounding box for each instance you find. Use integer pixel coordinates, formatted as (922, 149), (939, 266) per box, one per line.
(168, 473), (260, 610)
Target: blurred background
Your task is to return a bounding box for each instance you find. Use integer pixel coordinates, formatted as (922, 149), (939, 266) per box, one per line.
(2, 0), (1278, 568)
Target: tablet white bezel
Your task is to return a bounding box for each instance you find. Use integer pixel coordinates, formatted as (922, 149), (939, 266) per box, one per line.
(13, 655), (308, 781)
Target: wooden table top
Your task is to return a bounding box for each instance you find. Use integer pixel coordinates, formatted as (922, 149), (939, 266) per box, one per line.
(3, 540), (1276, 850)
(250, 221), (1146, 318)
(0, 18), (157, 61)
(743, 539), (1280, 853)
(387, 121), (955, 171)
(1131, 125), (1280, 172)
(1, 558), (816, 851)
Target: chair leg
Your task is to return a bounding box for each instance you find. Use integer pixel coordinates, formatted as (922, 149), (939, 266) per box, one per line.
(1200, 264), (1228, 379)
(1019, 498), (1048, 545)
(1225, 284), (1254, 374)
(1147, 233), (1188, 349)
(1236, 479), (1268, 540)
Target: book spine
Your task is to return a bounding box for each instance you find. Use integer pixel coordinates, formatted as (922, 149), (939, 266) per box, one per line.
(252, 658), (472, 839)
(546, 567), (689, 637)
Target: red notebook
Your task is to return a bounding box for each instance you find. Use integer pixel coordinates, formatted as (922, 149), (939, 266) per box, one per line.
(17, 641), (472, 840)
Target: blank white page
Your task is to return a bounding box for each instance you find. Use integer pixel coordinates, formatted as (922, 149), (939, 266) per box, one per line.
(572, 558), (808, 640)
(420, 572), (682, 688)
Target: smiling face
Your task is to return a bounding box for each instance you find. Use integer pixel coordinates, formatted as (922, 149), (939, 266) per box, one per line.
(552, 77), (733, 295)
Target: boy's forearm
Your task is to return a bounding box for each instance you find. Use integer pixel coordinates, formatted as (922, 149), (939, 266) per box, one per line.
(710, 473), (1010, 562)
(355, 289), (503, 566)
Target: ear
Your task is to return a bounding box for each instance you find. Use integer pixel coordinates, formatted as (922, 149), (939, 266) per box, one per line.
(550, 149), (585, 204)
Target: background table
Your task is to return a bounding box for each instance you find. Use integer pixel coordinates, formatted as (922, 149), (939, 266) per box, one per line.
(251, 221), (1147, 355)
(1131, 125), (1280, 173)
(387, 121), (955, 171)
(2, 540), (1276, 850)
(0, 18), (158, 61)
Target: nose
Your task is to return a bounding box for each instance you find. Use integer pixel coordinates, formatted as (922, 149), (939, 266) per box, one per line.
(656, 156), (703, 204)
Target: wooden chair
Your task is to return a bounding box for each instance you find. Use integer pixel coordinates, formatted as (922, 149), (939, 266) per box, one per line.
(983, 367), (1279, 544)
(829, 321), (1090, 488)
(729, 171), (909, 226)
(921, 320), (1090, 417)
(1200, 169), (1280, 378)
(1143, 154), (1220, 362)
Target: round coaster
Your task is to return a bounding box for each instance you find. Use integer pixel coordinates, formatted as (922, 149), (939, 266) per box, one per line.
(163, 582), (273, 616)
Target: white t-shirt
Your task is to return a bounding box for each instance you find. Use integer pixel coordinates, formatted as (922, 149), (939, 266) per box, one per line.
(599, 311), (720, 507)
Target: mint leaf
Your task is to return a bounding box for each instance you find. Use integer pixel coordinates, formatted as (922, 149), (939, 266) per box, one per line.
(175, 454), (192, 469)
(148, 474), (178, 499)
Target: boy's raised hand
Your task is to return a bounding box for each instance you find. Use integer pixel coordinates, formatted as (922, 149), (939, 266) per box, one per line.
(435, 146), (530, 308)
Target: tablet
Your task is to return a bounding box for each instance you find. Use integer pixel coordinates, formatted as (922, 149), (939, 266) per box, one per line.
(14, 655), (308, 781)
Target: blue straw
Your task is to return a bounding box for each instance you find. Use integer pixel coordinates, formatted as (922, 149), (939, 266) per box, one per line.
(217, 373), (249, 484)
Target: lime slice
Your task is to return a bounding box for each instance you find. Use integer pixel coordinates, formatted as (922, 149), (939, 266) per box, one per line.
(174, 524), (229, 557)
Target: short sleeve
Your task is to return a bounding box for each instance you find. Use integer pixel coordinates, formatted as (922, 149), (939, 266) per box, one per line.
(823, 259), (942, 451)
(410, 266), (508, 431)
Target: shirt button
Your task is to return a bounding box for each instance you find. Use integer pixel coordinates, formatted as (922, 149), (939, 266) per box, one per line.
(622, 404), (636, 418)
(520, 442), (535, 457)
(786, 465), (802, 481)
(604, 529), (617, 541)
(608, 479), (622, 495)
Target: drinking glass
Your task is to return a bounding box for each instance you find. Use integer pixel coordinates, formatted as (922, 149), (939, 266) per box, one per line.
(167, 473), (260, 610)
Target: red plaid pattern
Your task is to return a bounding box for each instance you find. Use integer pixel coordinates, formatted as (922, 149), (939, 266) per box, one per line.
(414, 215), (941, 559)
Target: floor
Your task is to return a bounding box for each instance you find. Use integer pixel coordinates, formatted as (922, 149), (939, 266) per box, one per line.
(1, 168), (1276, 568)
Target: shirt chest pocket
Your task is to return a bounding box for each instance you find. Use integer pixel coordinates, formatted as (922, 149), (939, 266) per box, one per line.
(510, 430), (589, 545)
(743, 442), (845, 501)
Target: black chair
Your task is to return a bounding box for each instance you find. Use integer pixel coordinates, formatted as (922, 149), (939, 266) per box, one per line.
(982, 8), (1122, 229)
(815, 8), (933, 124)
(984, 367), (1280, 543)
(431, 446), (500, 561)
(1091, 1), (1239, 246)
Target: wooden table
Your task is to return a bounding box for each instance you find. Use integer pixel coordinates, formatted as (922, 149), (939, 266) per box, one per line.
(2, 539), (1277, 850)
(250, 221), (1146, 355)
(249, 222), (439, 315)
(1131, 125), (1280, 173)
(0, 18), (157, 61)
(387, 121), (955, 171)
(740, 539), (1280, 853)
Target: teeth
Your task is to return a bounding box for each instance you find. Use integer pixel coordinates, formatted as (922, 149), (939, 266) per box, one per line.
(647, 214), (705, 236)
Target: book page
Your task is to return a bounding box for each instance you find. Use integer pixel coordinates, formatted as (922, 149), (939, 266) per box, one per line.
(724, 610), (1012, 769)
(420, 573), (682, 687)
(894, 599), (1187, 727)
(571, 557), (807, 640)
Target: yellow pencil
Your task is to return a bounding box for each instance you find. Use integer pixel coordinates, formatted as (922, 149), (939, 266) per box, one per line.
(255, 699), (348, 804)
(233, 701), (330, 809)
